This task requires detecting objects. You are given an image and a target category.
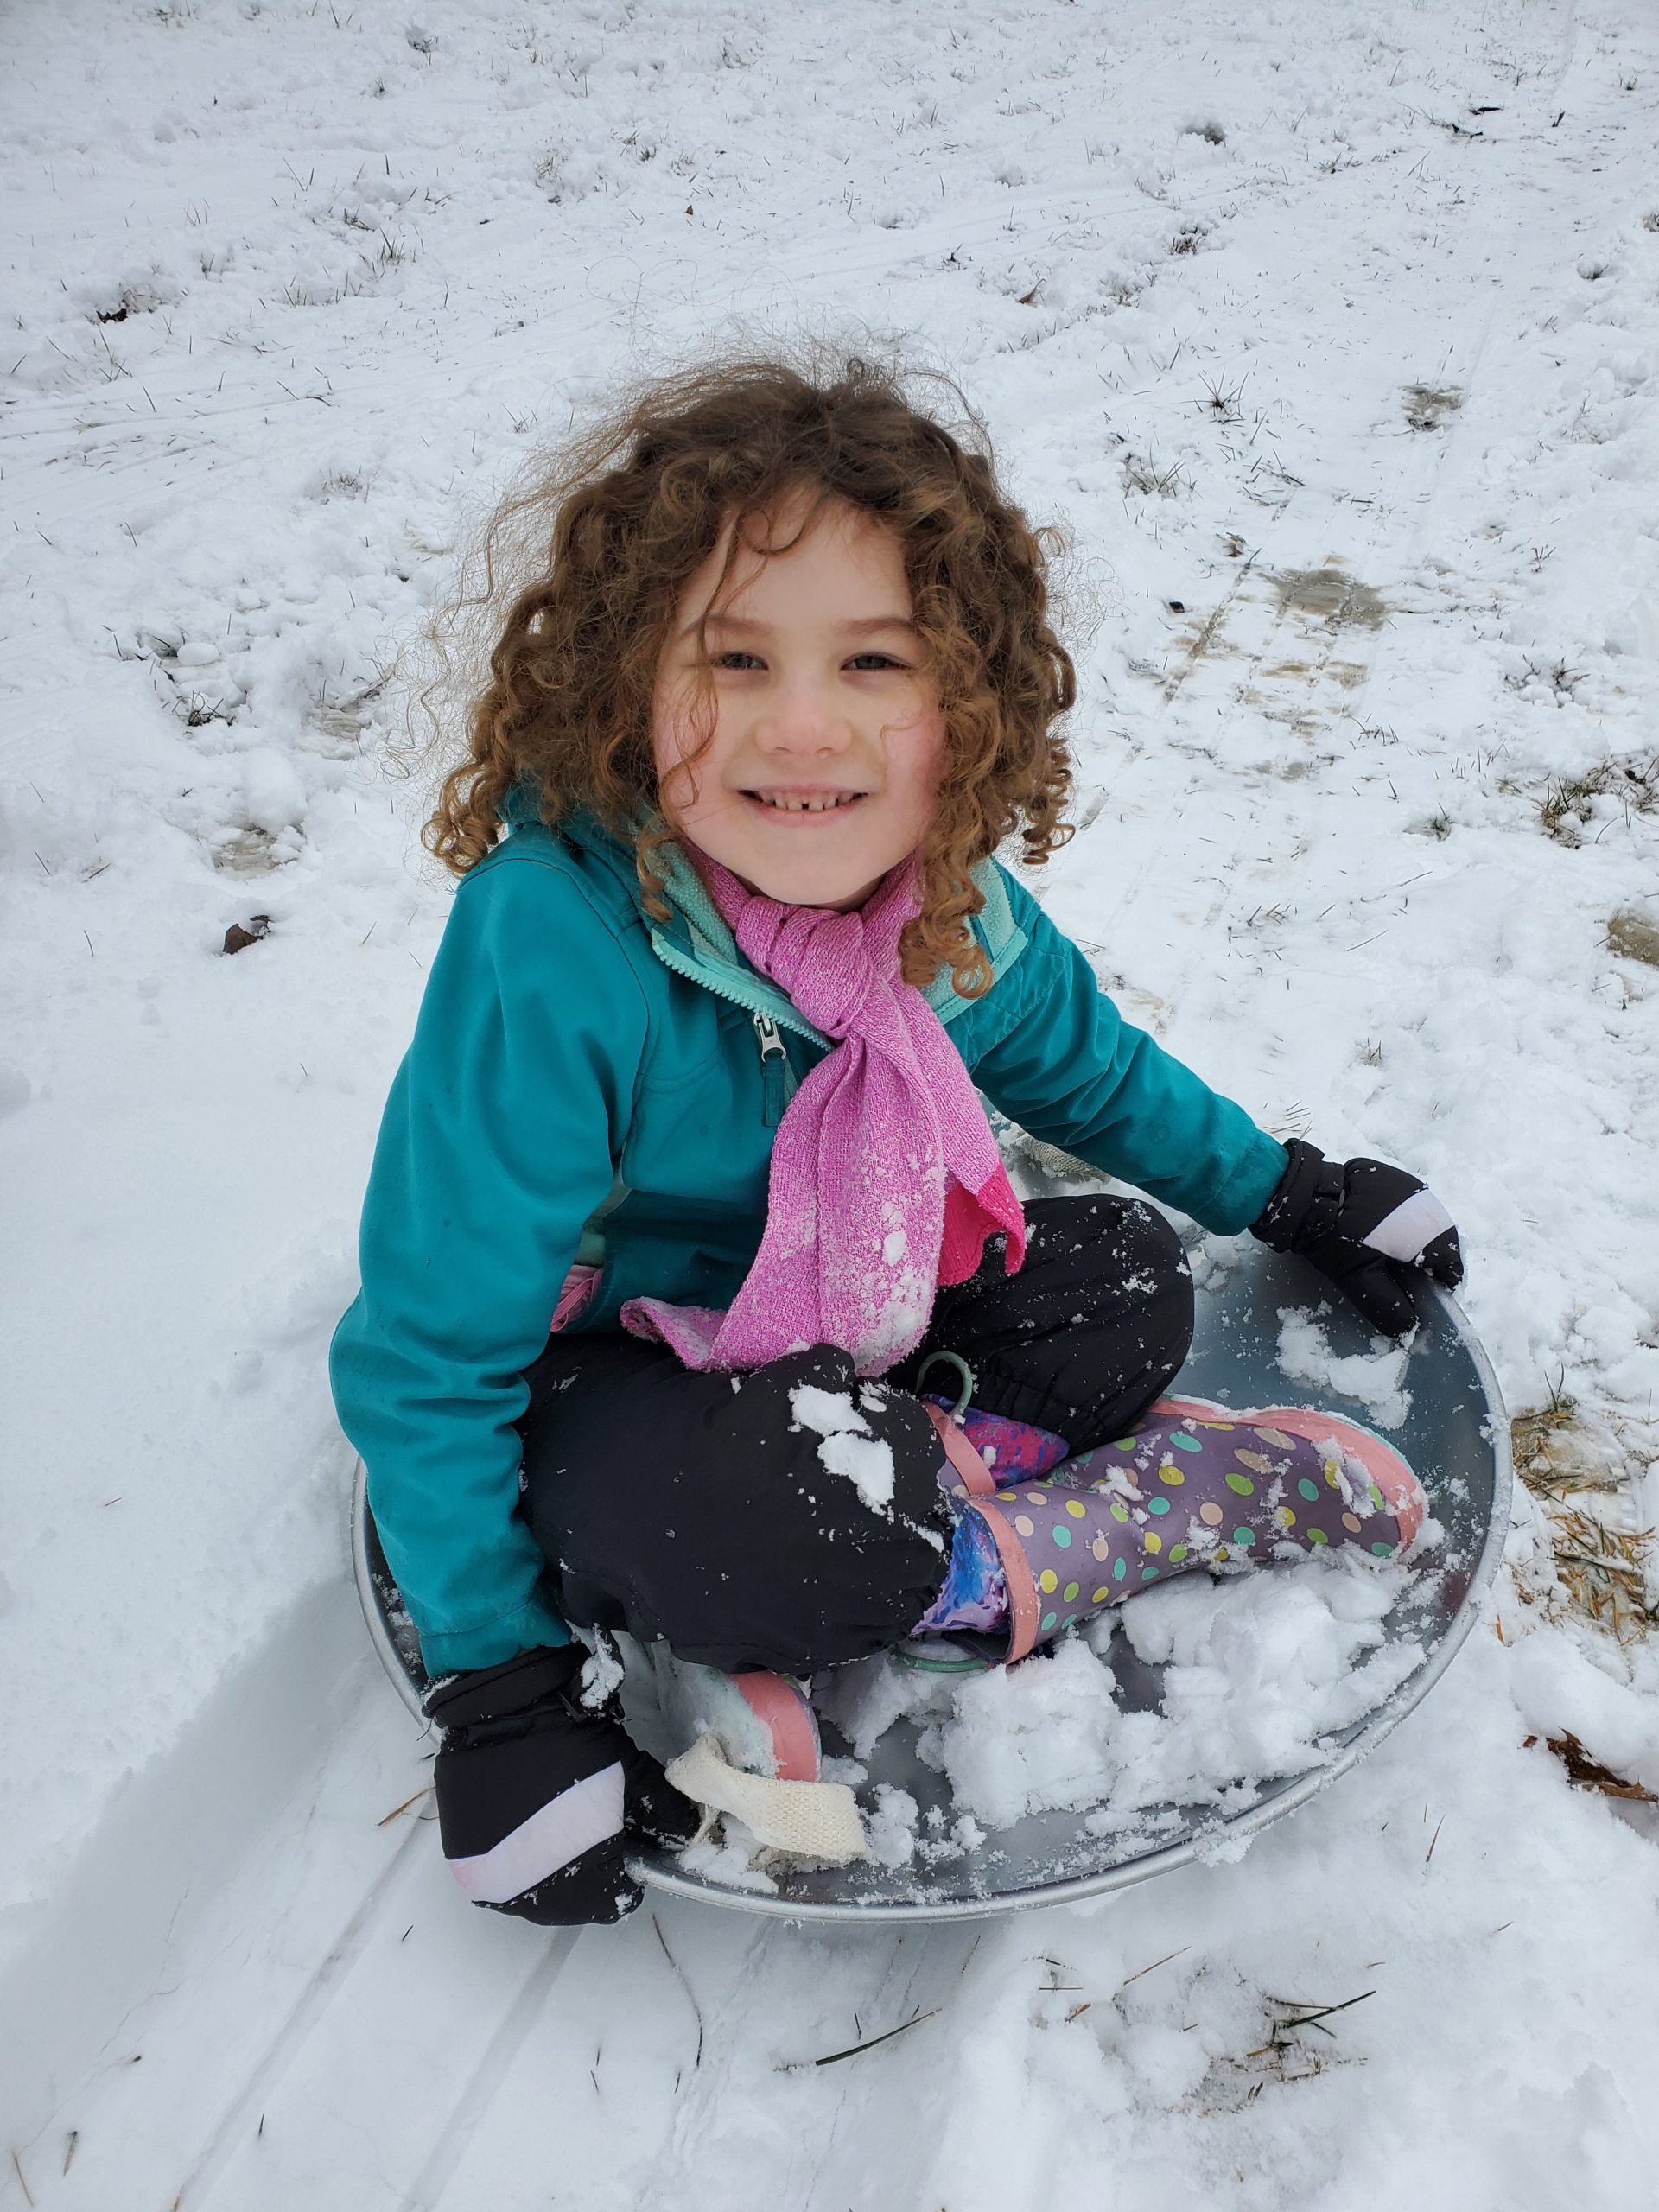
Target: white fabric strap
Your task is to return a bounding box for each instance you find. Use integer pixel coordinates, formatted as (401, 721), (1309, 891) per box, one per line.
(1362, 1186), (1454, 1265)
(448, 1761), (625, 1904)
(666, 1734), (868, 1864)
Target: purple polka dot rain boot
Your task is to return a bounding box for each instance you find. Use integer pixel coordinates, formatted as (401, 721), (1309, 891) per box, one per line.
(915, 1396), (1427, 1664)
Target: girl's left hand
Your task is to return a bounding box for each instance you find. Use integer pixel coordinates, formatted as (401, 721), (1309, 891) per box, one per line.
(1249, 1138), (1463, 1338)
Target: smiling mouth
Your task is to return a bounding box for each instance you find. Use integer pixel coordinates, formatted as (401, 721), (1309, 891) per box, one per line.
(744, 790), (867, 813)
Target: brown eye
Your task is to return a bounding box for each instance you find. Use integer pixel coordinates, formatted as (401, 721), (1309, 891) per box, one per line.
(846, 652), (905, 671)
(711, 651), (765, 671)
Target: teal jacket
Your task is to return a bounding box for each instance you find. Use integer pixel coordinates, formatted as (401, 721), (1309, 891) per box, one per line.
(329, 812), (1288, 1676)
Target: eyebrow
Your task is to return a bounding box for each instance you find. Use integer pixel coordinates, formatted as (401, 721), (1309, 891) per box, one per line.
(683, 611), (922, 640)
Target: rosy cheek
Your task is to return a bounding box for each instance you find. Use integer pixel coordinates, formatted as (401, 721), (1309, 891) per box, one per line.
(896, 713), (946, 795)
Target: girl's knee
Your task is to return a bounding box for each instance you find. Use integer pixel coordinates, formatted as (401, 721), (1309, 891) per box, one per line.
(540, 1344), (950, 1674)
(1108, 1195), (1186, 1273)
(1033, 1194), (1193, 1328)
(1122, 1198), (1194, 1316)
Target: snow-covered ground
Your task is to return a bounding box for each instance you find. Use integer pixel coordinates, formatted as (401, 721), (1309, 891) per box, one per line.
(4, 0), (1659, 2202)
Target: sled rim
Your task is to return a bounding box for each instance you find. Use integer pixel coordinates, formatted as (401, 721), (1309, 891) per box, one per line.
(350, 1457), (426, 1721)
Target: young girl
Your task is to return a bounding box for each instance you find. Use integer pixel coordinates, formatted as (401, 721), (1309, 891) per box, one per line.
(331, 356), (1463, 1927)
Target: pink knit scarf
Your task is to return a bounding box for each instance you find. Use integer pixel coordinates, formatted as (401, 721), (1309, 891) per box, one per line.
(620, 853), (1026, 1376)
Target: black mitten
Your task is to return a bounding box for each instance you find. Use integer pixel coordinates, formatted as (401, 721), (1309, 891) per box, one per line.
(424, 1644), (699, 1927)
(1250, 1138), (1463, 1338)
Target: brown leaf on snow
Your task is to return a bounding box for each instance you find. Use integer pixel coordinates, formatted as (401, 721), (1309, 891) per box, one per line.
(222, 915), (271, 955)
(1523, 1732), (1658, 1802)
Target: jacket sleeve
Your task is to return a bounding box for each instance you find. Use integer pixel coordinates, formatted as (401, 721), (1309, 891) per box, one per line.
(329, 853), (649, 1678)
(960, 868), (1288, 1234)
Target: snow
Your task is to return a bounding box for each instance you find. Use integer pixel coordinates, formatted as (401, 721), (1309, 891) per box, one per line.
(817, 1555), (1422, 1835)
(1274, 1304), (1415, 1428)
(576, 1636), (624, 1713)
(788, 1382), (898, 1512)
(863, 1784), (923, 1871)
(6, 0), (1659, 2204)
(676, 1832), (781, 1899)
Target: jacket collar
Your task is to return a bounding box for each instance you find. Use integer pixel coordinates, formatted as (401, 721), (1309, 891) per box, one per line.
(511, 791), (1027, 1034)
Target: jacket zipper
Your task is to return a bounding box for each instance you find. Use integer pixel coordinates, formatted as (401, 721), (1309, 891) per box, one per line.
(647, 929), (824, 1046)
(648, 924), (810, 1128)
(752, 1012), (789, 1128)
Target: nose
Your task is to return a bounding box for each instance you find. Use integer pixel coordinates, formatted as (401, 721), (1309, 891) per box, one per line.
(751, 672), (853, 756)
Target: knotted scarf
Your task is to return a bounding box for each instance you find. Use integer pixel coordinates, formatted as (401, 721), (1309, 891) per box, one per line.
(620, 852), (1026, 1376)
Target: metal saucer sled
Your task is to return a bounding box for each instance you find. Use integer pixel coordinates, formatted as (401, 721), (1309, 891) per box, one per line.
(352, 1241), (1510, 1923)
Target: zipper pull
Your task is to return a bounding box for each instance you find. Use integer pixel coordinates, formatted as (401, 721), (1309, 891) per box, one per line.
(752, 1012), (788, 1128)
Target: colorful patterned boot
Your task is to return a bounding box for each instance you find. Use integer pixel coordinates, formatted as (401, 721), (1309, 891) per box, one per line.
(914, 1397), (1427, 1664)
(922, 1397), (1071, 1481)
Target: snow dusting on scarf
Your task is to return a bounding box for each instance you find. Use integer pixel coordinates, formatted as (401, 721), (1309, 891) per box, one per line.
(620, 851), (1025, 1375)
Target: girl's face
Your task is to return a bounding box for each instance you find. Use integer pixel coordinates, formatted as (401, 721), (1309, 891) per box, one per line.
(652, 491), (946, 911)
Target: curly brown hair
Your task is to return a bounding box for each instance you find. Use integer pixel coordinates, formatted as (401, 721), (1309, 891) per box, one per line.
(425, 350), (1076, 994)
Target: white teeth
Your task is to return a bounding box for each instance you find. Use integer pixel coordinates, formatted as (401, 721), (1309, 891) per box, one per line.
(753, 792), (861, 812)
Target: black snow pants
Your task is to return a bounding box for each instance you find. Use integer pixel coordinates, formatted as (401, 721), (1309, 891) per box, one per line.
(517, 1197), (1193, 1676)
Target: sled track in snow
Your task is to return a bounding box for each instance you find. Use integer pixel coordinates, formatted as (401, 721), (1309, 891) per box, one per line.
(394, 1936), (581, 2212)
(168, 1822), (433, 2212)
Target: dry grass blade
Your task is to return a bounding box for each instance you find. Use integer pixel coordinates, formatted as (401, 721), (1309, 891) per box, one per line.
(376, 1783), (434, 1827)
(1120, 1944), (1191, 1987)
(1255, 1989), (1375, 2046)
(800, 2017), (942, 2061)
(652, 1915), (704, 2069)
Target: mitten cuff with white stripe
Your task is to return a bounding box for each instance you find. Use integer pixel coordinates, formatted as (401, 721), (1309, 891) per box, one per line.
(1249, 1138), (1463, 1338)
(425, 1645), (698, 1927)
